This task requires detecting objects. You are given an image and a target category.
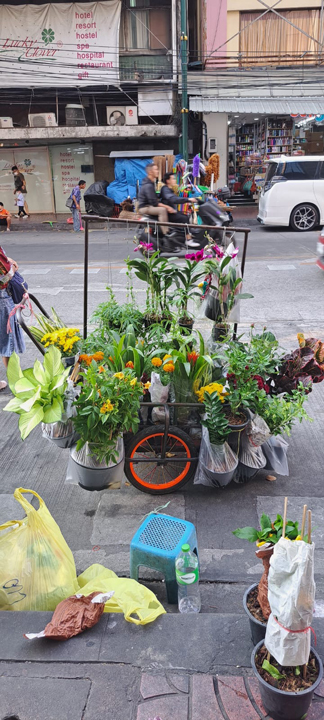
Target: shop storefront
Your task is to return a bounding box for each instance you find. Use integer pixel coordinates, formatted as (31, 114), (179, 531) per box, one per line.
(0, 144), (94, 214)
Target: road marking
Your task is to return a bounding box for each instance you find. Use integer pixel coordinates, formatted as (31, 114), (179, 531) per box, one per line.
(22, 268), (51, 275)
(70, 268), (100, 275)
(267, 264), (296, 270)
(29, 287), (63, 295)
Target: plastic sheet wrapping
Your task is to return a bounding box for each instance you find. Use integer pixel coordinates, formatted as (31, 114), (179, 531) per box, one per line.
(235, 414), (270, 483)
(150, 372), (170, 423)
(194, 425), (238, 488)
(265, 538), (315, 666)
(262, 435), (289, 476)
(66, 437), (124, 485)
(0, 488), (78, 611)
(201, 242), (242, 324)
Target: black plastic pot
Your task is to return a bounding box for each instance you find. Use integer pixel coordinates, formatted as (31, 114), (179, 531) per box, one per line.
(178, 318), (194, 331)
(243, 584), (266, 645)
(211, 323), (229, 342)
(251, 640), (323, 720)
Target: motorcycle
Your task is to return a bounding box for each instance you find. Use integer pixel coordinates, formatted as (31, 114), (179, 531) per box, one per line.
(135, 199), (233, 257)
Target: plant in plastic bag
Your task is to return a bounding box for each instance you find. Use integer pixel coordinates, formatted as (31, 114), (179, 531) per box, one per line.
(4, 346), (70, 440)
(202, 245), (253, 324)
(253, 384), (312, 436)
(200, 388), (230, 445)
(73, 363), (142, 465)
(168, 258), (206, 324)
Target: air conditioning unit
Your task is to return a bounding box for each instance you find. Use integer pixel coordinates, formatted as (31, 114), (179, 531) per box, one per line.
(208, 137), (217, 153)
(0, 117), (13, 128)
(106, 106), (138, 127)
(28, 113), (57, 128)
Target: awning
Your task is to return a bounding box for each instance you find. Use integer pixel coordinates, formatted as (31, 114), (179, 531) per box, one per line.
(189, 97), (324, 114)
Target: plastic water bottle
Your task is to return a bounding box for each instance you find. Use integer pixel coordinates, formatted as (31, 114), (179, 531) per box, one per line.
(175, 543), (201, 613)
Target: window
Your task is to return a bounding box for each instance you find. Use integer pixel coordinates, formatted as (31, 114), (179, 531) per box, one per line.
(278, 161), (318, 181)
(120, 5), (171, 51)
(240, 10), (320, 65)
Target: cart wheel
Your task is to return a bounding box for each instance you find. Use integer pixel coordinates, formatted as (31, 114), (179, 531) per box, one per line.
(124, 425), (198, 494)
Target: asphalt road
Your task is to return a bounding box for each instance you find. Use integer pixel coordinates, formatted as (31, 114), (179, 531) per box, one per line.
(2, 224), (319, 265)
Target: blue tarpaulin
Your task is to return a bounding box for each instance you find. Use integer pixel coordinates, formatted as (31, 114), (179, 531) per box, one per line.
(106, 159), (152, 204)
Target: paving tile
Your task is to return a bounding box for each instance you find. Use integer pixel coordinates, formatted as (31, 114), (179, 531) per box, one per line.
(247, 677), (268, 717)
(217, 676), (260, 720)
(136, 694), (188, 720)
(191, 675), (223, 720)
(314, 680), (324, 698)
(0, 677), (91, 720)
(168, 674), (189, 693)
(140, 673), (177, 700)
(307, 701), (324, 719)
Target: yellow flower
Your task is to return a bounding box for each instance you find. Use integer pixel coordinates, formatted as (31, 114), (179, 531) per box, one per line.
(113, 372), (124, 380)
(164, 362), (175, 373)
(130, 378), (137, 386)
(44, 342), (50, 347)
(295, 535), (302, 541)
(151, 357), (162, 368)
(143, 381), (151, 390)
(196, 382), (228, 403)
(100, 400), (114, 414)
(256, 541), (266, 547)
(198, 282), (204, 288)
(163, 354), (172, 361)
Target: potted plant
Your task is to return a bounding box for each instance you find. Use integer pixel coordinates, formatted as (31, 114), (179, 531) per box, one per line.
(202, 244), (253, 338)
(170, 257), (206, 329)
(3, 346), (70, 439)
(233, 512), (304, 645)
(168, 334), (213, 423)
(70, 363), (142, 491)
(252, 501), (322, 720)
(195, 384), (238, 487)
(126, 252), (176, 327)
(268, 334), (324, 395)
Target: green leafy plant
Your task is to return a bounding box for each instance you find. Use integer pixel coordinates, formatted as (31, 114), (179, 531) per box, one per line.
(29, 306), (65, 344)
(201, 390), (230, 445)
(262, 659), (285, 680)
(126, 252), (177, 320)
(233, 513), (303, 545)
(90, 288), (144, 336)
(253, 385), (312, 436)
(202, 248), (253, 324)
(3, 347), (70, 439)
(169, 259), (205, 321)
(73, 364), (142, 465)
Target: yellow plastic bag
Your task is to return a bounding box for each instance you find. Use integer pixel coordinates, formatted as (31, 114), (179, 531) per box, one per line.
(0, 488), (78, 611)
(77, 564), (166, 625)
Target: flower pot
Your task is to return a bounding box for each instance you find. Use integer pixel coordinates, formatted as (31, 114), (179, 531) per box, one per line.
(251, 640), (323, 720)
(62, 355), (77, 368)
(69, 437), (124, 491)
(225, 406), (250, 432)
(178, 317), (194, 331)
(211, 323), (229, 342)
(243, 584), (266, 645)
(199, 437), (238, 488)
(42, 420), (79, 449)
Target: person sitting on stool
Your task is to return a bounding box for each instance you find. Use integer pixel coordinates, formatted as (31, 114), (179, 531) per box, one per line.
(137, 163), (175, 235)
(0, 202), (11, 231)
(160, 173), (199, 247)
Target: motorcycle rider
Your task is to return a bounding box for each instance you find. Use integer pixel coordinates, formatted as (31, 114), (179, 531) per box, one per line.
(138, 163), (175, 235)
(161, 172), (199, 247)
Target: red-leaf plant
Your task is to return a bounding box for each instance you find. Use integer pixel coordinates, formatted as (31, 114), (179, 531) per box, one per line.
(269, 335), (324, 395)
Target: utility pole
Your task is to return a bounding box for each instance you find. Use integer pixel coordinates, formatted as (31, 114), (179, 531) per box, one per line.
(180, 0), (188, 161)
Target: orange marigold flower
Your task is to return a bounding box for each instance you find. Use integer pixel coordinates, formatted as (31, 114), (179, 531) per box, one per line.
(151, 357), (162, 367)
(98, 365), (105, 373)
(187, 351), (199, 365)
(92, 351), (104, 362)
(126, 361), (134, 369)
(108, 355), (114, 363)
(79, 353), (92, 366)
(164, 362), (175, 373)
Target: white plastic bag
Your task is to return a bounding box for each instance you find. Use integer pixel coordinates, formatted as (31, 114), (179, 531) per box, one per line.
(150, 372), (170, 423)
(262, 435), (289, 476)
(194, 425), (238, 488)
(235, 414), (270, 482)
(265, 537), (315, 666)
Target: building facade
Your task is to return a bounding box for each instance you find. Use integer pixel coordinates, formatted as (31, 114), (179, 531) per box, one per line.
(0, 0), (179, 213)
(188, 0), (324, 187)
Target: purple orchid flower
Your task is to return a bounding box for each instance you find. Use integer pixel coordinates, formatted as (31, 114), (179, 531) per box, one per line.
(213, 244), (225, 259)
(134, 241), (154, 252)
(231, 247), (239, 258)
(185, 253), (196, 261)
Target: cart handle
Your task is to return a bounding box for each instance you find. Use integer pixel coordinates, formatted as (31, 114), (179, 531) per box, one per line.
(16, 293), (51, 356)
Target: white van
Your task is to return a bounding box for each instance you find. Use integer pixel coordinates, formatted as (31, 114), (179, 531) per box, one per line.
(258, 155), (324, 231)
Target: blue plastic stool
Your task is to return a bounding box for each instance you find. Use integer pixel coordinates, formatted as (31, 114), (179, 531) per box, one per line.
(130, 513), (198, 604)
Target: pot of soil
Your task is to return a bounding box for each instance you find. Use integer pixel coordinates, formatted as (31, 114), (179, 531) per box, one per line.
(178, 317), (194, 331)
(243, 583), (267, 645)
(224, 406), (250, 432)
(211, 323), (229, 342)
(251, 641), (323, 720)
(42, 420), (79, 449)
(201, 440), (238, 488)
(144, 314), (162, 328)
(69, 436), (124, 491)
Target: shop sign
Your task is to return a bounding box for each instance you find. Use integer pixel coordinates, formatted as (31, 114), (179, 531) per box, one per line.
(0, 1), (121, 87)
(50, 145), (94, 213)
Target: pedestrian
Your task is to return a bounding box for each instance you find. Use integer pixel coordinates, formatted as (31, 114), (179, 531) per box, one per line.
(0, 202), (12, 232)
(0, 245), (25, 391)
(69, 180), (86, 232)
(12, 165), (30, 216)
(14, 191), (28, 219)
(137, 163), (175, 235)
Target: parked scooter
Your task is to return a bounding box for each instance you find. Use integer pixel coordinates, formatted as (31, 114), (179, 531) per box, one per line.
(135, 199), (233, 257)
